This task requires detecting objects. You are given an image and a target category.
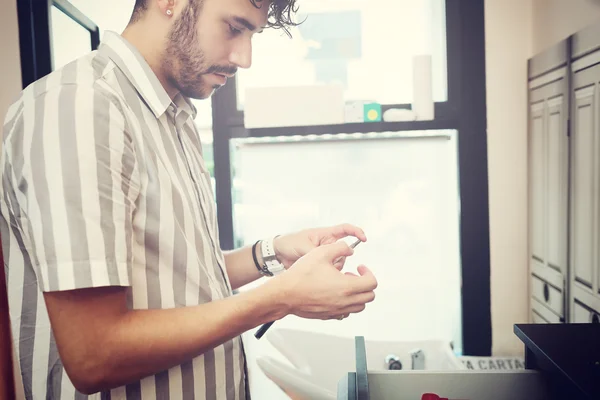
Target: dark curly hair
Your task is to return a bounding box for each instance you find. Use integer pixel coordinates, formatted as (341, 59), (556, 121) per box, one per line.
(249, 0), (300, 36)
(130, 0), (301, 35)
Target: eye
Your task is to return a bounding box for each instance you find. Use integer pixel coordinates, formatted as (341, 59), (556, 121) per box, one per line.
(228, 23), (242, 36)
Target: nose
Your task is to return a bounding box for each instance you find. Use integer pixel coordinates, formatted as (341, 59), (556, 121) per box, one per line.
(229, 38), (252, 69)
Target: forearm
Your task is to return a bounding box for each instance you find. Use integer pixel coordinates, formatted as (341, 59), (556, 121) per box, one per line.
(56, 282), (286, 394)
(223, 243), (264, 289)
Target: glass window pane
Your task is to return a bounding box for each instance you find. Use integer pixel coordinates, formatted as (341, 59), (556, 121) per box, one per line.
(50, 6), (93, 70)
(66, 0), (134, 36)
(232, 130), (462, 345)
(236, 0), (447, 110)
(191, 100), (216, 191)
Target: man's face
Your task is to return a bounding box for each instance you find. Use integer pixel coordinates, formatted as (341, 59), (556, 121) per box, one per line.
(162, 0), (269, 99)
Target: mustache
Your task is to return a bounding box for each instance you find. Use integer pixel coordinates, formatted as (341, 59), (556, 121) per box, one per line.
(206, 65), (238, 76)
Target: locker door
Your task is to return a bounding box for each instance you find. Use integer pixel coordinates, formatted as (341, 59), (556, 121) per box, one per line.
(528, 70), (569, 322)
(546, 95), (569, 277)
(570, 58), (600, 320)
(530, 101), (546, 265)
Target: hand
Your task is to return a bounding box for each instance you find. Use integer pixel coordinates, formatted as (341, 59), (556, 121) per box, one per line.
(275, 241), (378, 320)
(273, 223), (367, 270)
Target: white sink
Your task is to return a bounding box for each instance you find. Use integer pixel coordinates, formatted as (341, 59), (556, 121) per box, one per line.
(255, 328), (464, 400)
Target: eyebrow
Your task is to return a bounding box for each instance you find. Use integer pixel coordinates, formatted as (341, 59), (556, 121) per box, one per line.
(232, 16), (264, 33)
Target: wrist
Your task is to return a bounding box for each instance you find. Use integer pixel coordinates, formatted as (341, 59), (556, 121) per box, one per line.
(260, 274), (292, 320)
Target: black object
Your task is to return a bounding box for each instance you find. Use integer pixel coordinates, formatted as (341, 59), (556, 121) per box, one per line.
(543, 283), (550, 303)
(388, 360), (402, 370)
(251, 240), (262, 273)
(514, 323), (600, 400)
(254, 321), (273, 340)
(386, 355), (403, 370)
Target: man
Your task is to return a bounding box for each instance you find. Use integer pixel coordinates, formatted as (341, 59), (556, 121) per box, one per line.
(0, 0), (378, 398)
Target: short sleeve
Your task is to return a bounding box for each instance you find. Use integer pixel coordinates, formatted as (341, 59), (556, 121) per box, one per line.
(4, 83), (140, 292)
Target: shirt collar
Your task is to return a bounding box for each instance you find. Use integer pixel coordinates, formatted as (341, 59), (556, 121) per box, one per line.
(174, 93), (198, 120)
(98, 31), (197, 120)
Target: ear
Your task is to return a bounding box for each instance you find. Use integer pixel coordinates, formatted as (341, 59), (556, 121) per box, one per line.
(156, 0), (177, 18)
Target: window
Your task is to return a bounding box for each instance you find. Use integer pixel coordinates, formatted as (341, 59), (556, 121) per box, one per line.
(191, 99), (216, 192)
(232, 130), (463, 352)
(50, 5), (93, 70)
(17, 0), (100, 86)
(236, 0), (447, 110)
(66, 0), (134, 36)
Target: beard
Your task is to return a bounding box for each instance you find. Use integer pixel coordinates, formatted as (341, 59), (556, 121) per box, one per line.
(162, 2), (237, 99)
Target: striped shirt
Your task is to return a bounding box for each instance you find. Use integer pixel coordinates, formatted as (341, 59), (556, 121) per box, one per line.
(0, 31), (245, 400)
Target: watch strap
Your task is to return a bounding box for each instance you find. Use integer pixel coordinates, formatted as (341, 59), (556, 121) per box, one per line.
(261, 238), (285, 276)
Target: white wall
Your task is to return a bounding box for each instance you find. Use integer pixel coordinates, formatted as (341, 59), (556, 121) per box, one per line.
(0, 2), (23, 398)
(484, 0), (533, 356)
(532, 0), (600, 55)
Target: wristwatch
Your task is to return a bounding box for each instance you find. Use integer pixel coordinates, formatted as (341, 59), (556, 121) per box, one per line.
(260, 237), (285, 276)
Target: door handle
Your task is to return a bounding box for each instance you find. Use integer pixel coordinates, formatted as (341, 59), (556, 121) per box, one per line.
(543, 282), (550, 303)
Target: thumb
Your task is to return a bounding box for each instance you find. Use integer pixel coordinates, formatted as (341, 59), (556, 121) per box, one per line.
(333, 256), (346, 271)
(321, 241), (354, 263)
(355, 265), (378, 291)
(357, 265), (372, 276)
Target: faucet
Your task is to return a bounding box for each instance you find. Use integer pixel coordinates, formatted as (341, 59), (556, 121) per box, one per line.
(409, 348), (425, 370)
(385, 354), (403, 370)
(385, 349), (426, 370)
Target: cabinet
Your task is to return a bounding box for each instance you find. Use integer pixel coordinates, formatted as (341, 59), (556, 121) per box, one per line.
(527, 20), (600, 324)
(527, 41), (569, 324)
(570, 45), (600, 321)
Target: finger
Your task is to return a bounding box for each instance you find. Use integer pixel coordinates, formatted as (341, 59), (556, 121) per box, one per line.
(346, 265), (378, 293)
(348, 291), (376, 305)
(333, 256), (346, 271)
(338, 304), (367, 315)
(344, 271), (359, 277)
(320, 241), (354, 262)
(336, 292), (375, 313)
(325, 312), (351, 321)
(330, 223), (367, 242)
(320, 313), (342, 321)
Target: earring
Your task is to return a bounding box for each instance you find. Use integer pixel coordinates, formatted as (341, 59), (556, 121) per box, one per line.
(166, 9), (172, 16)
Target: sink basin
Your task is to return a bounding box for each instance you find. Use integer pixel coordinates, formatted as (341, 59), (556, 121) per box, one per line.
(255, 328), (464, 400)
